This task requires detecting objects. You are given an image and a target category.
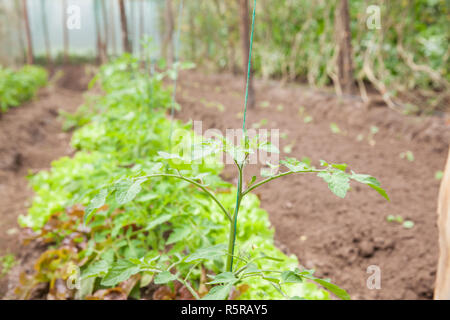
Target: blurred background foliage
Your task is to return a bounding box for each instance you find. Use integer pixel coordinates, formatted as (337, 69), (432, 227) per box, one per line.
(0, 0), (448, 113)
(180, 0), (449, 113)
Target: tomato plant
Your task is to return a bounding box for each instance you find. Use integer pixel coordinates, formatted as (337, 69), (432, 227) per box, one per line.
(83, 2), (388, 300)
(19, 55), (329, 300)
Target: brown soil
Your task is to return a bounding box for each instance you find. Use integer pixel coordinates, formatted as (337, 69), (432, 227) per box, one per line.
(1, 66), (449, 300)
(0, 66), (92, 298)
(175, 71), (449, 300)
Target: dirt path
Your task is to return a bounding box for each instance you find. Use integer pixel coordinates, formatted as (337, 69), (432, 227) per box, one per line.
(175, 71), (449, 299)
(0, 66), (90, 297)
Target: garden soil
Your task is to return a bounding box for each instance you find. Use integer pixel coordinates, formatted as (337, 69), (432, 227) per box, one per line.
(175, 71), (449, 300)
(1, 66), (448, 300)
(0, 66), (90, 298)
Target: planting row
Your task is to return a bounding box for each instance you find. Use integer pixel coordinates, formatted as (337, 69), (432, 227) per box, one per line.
(17, 54), (388, 300)
(17, 55), (334, 300)
(0, 65), (47, 113)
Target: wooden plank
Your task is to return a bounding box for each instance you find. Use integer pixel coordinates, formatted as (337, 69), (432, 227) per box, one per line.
(435, 147), (450, 299)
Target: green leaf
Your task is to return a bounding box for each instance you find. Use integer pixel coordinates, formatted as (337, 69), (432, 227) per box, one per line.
(319, 160), (329, 167)
(260, 167), (275, 177)
(101, 260), (140, 287)
(367, 183), (390, 201)
(281, 271), (303, 284)
(137, 193), (159, 202)
(84, 188), (108, 223)
(435, 170), (444, 180)
(248, 175), (257, 186)
(82, 260), (111, 279)
(157, 151), (192, 170)
(280, 157), (310, 172)
(145, 214), (172, 231)
(154, 271), (178, 284)
(166, 226), (191, 244)
(386, 215), (396, 222)
(402, 220), (414, 229)
(350, 173), (380, 186)
(75, 276), (96, 300)
(400, 151), (414, 162)
(241, 263), (260, 276)
(317, 171), (350, 198)
(258, 142), (280, 154)
(283, 144), (293, 154)
(202, 284), (233, 300)
(330, 123), (341, 134)
(207, 272), (238, 285)
(350, 172), (389, 201)
(301, 157), (311, 166)
(115, 179), (144, 205)
(310, 278), (350, 300)
(157, 151), (180, 160)
(262, 276), (280, 284)
(331, 163), (348, 171)
(303, 115), (313, 123)
(185, 244), (227, 262)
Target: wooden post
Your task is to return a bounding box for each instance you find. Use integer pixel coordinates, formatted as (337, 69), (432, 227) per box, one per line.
(110, 0), (118, 56)
(335, 0), (354, 94)
(101, 0), (109, 61)
(435, 147), (450, 299)
(139, 0), (145, 59)
(40, 0), (52, 67)
(14, 0), (26, 64)
(162, 0), (174, 66)
(118, 0), (131, 53)
(22, 0), (33, 64)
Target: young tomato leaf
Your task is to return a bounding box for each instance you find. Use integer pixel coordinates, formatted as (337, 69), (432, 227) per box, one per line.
(185, 244), (227, 262)
(260, 167), (275, 177)
(207, 272), (238, 285)
(248, 175), (257, 187)
(145, 213), (172, 231)
(350, 172), (389, 201)
(82, 260), (111, 279)
(115, 179), (144, 205)
(317, 170), (350, 198)
(331, 163), (348, 171)
(84, 188), (108, 223)
(101, 260), (140, 287)
(280, 157), (311, 172)
(281, 270), (303, 284)
(309, 278), (350, 301)
(154, 271), (178, 284)
(258, 142), (280, 154)
(201, 283), (233, 300)
(166, 226), (191, 245)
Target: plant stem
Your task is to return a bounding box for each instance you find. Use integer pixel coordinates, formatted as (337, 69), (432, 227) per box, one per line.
(226, 0), (256, 273)
(242, 170), (323, 197)
(226, 164), (243, 272)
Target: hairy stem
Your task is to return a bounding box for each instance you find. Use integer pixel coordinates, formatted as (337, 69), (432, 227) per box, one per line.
(226, 164), (243, 272)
